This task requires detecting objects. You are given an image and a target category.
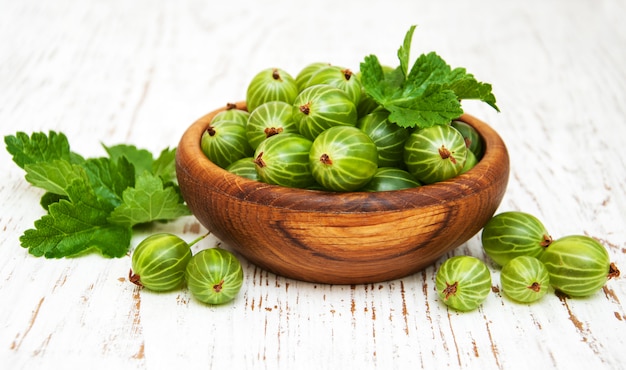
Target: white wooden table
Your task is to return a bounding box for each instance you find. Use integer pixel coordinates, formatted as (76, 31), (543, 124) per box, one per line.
(1, 0), (625, 368)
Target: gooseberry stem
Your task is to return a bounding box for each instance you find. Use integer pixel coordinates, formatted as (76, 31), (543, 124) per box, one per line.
(189, 231), (211, 248)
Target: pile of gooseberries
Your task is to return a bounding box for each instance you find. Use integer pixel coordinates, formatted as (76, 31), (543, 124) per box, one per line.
(435, 211), (620, 312)
(200, 64), (483, 192)
(129, 233), (244, 305)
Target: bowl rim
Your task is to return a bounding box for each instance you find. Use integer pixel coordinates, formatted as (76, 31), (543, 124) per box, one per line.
(176, 101), (509, 214)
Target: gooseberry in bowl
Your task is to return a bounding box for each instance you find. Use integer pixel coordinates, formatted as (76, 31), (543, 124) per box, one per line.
(176, 102), (510, 284)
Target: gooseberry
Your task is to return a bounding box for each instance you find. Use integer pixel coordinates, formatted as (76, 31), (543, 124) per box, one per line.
(253, 133), (315, 188)
(129, 233), (206, 292)
(200, 119), (253, 169)
(500, 256), (550, 303)
(481, 211), (552, 267)
(309, 126), (378, 191)
(359, 167), (420, 192)
(540, 235), (619, 297)
(225, 157), (259, 181)
(246, 68), (299, 112)
(357, 110), (410, 168)
(186, 247), (244, 305)
(246, 100), (299, 149)
(304, 65), (362, 104)
(292, 84), (358, 140)
(451, 120), (484, 159)
(403, 124), (467, 184)
(435, 255), (492, 312)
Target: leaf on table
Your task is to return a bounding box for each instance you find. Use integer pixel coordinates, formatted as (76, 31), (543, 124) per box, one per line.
(152, 147), (178, 185)
(24, 159), (86, 196)
(82, 156), (135, 207)
(20, 178), (132, 258)
(4, 131), (79, 169)
(103, 143), (154, 176)
(108, 171), (190, 227)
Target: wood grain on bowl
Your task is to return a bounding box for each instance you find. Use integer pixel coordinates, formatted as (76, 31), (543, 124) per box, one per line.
(176, 102), (509, 284)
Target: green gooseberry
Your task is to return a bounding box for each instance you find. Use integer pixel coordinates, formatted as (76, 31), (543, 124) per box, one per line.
(246, 67), (299, 112)
(540, 235), (619, 297)
(435, 256), (492, 312)
(481, 211), (553, 267)
(186, 247), (244, 305)
(500, 256), (550, 303)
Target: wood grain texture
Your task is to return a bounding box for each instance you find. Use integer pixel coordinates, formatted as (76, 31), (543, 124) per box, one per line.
(1, 0), (625, 369)
(176, 103), (509, 284)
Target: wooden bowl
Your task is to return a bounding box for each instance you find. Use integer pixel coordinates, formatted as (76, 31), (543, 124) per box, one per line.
(176, 102), (509, 284)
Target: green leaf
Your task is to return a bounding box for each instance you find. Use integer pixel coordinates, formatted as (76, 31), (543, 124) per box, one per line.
(40, 192), (68, 211)
(359, 25), (499, 129)
(4, 131), (74, 169)
(24, 159), (86, 196)
(103, 144), (154, 176)
(152, 147), (177, 184)
(108, 171), (190, 227)
(82, 156), (135, 207)
(20, 178), (132, 258)
(398, 25), (416, 78)
(386, 84), (463, 128)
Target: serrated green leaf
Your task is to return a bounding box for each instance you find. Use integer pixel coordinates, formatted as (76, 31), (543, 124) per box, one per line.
(20, 178), (132, 258)
(398, 24), (416, 77)
(82, 156), (135, 207)
(4, 131), (73, 169)
(152, 147), (177, 184)
(359, 26), (499, 129)
(103, 144), (154, 176)
(108, 171), (190, 227)
(386, 84), (463, 128)
(24, 159), (86, 196)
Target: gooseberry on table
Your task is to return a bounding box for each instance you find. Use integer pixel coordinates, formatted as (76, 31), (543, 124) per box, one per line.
(481, 211), (553, 267)
(500, 256), (550, 303)
(540, 235), (620, 297)
(435, 255), (492, 312)
(185, 247), (244, 305)
(129, 233), (206, 292)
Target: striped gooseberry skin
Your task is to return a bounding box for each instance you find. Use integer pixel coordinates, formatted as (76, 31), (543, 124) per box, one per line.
(292, 85), (358, 140)
(295, 62), (332, 91)
(451, 120), (484, 159)
(130, 233), (192, 292)
(435, 256), (492, 312)
(309, 126), (378, 192)
(246, 68), (299, 112)
(481, 211), (552, 267)
(246, 101), (299, 150)
(359, 167), (420, 192)
(225, 157), (259, 181)
(200, 119), (254, 169)
(500, 256), (550, 303)
(211, 107), (250, 127)
(253, 133), (315, 188)
(403, 124), (468, 184)
(304, 65), (362, 104)
(540, 235), (612, 297)
(185, 248), (244, 305)
(357, 110), (410, 168)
